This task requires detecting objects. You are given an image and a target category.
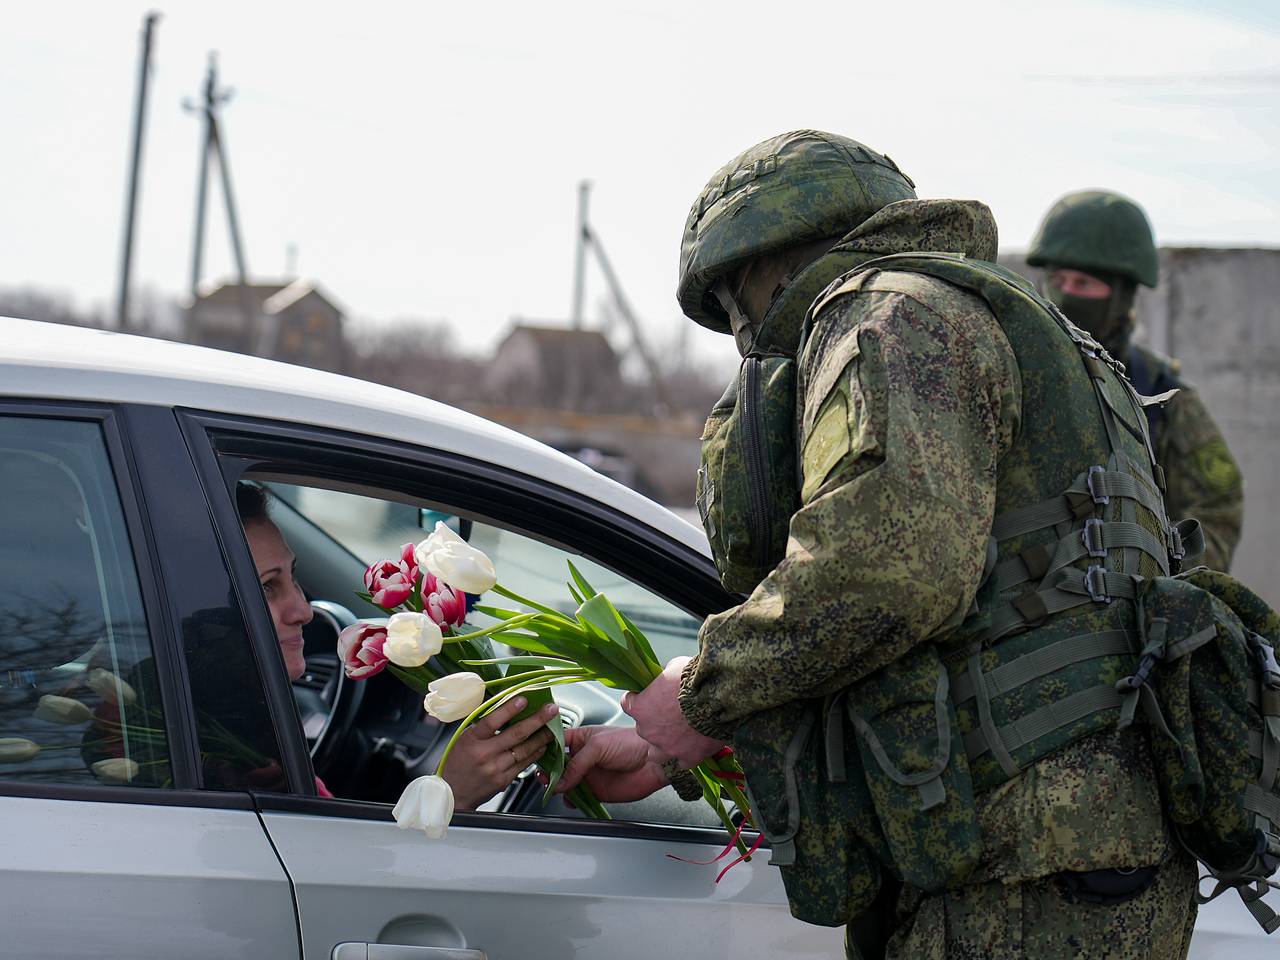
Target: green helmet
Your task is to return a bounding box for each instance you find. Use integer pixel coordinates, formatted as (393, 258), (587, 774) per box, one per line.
(1026, 190), (1159, 288)
(677, 130), (917, 332)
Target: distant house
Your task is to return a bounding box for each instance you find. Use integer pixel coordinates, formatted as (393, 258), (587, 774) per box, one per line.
(186, 278), (346, 372)
(485, 324), (625, 412)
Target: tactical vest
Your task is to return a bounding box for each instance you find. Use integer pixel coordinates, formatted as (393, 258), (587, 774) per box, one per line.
(711, 254), (1280, 933)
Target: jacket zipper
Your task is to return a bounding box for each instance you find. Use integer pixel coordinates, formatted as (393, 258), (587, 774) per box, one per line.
(740, 356), (772, 571)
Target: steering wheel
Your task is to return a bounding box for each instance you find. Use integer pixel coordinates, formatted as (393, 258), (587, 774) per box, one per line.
(293, 600), (364, 777)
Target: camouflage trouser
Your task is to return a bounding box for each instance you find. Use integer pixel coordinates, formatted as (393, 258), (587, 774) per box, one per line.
(848, 853), (1198, 960)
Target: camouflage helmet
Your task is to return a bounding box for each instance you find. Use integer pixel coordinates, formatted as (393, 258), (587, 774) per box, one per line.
(1027, 190), (1159, 288)
(677, 130), (918, 332)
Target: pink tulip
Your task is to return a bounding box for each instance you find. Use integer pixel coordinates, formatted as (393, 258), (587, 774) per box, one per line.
(422, 571), (467, 629)
(364, 550), (417, 610)
(338, 622), (389, 680)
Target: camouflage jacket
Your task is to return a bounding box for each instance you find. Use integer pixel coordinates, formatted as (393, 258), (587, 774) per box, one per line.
(1126, 343), (1243, 572)
(679, 201), (1170, 880)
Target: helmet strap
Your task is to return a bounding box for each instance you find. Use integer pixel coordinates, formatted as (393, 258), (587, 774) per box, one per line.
(712, 279), (758, 356)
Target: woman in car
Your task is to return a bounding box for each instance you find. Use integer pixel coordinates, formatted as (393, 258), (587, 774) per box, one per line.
(237, 482), (556, 809)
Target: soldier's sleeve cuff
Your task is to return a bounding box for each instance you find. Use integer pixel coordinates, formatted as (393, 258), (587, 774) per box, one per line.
(660, 757), (704, 802)
(677, 655), (737, 742)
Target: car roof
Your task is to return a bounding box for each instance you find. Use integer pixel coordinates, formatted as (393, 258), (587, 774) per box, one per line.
(0, 317), (709, 557)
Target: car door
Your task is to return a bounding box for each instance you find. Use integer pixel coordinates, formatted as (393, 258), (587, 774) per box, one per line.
(184, 411), (844, 960)
(0, 402), (298, 959)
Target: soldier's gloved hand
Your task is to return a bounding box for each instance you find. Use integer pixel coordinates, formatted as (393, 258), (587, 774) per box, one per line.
(621, 656), (725, 768)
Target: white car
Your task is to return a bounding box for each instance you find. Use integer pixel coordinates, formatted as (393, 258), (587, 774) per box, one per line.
(0, 318), (1266, 958)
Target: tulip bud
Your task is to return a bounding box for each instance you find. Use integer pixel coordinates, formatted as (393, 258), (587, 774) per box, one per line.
(0, 738), (40, 763)
(86, 668), (137, 706)
(337, 622), (390, 680)
(423, 672), (487, 722)
(33, 694), (92, 725)
(92, 757), (140, 783)
(384, 612), (444, 668)
(392, 775), (455, 839)
(414, 522), (497, 595)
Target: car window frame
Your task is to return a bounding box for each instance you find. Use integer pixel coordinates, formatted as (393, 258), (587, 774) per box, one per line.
(0, 400), (225, 807)
(178, 408), (745, 845)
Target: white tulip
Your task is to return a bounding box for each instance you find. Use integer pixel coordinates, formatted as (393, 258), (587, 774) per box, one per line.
(423, 672), (487, 722)
(414, 522), (497, 594)
(33, 695), (92, 725)
(86, 668), (137, 706)
(384, 612), (444, 668)
(392, 774), (455, 839)
(91, 758), (139, 783)
(0, 738), (40, 763)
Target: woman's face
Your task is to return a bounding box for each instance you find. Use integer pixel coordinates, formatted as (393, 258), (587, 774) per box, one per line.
(244, 519), (313, 681)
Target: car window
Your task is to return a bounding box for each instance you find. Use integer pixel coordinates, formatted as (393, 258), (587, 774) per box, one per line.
(0, 416), (171, 788)
(268, 482), (702, 664)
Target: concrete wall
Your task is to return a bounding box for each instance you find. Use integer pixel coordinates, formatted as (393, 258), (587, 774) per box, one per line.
(1001, 248), (1280, 607)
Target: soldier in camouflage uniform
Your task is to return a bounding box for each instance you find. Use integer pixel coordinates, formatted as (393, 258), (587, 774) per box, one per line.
(558, 132), (1198, 959)
(1027, 190), (1244, 571)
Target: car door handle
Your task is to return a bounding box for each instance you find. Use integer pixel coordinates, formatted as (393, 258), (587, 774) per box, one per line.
(332, 944), (487, 960)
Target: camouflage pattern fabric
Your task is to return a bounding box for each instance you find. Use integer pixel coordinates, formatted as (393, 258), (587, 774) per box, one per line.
(678, 197), (1176, 903)
(874, 851), (1197, 960)
(679, 200), (1015, 740)
(1134, 345), (1244, 573)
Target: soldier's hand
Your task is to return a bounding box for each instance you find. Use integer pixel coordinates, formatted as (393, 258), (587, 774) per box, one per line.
(621, 656), (725, 768)
(554, 726), (667, 802)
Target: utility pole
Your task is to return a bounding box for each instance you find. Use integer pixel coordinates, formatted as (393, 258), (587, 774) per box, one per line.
(184, 53), (257, 351)
(570, 181), (590, 329)
(115, 12), (160, 332)
(568, 182), (669, 411)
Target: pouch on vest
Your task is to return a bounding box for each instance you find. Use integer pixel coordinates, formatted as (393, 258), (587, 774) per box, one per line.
(734, 699), (888, 926)
(845, 642), (983, 892)
(1124, 568), (1280, 932)
(696, 353), (798, 594)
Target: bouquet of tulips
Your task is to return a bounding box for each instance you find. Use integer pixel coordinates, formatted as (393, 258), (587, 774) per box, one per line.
(340, 522), (752, 856)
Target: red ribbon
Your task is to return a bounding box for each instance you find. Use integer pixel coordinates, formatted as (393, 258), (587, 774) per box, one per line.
(714, 746), (735, 760)
(665, 818), (748, 866)
(710, 768), (745, 781)
(715, 830), (766, 883)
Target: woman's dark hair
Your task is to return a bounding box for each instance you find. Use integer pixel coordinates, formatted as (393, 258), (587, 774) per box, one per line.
(235, 482), (270, 526)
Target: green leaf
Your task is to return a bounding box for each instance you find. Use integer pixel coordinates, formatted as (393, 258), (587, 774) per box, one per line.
(489, 630), (587, 660)
(616, 609), (661, 674)
(472, 604), (526, 621)
(567, 583), (585, 606)
(490, 584), (564, 618)
(387, 663), (435, 693)
(576, 595), (650, 686)
(459, 655), (579, 669)
(566, 560), (599, 599)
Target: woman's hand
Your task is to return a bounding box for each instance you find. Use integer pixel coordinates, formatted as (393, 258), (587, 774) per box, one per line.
(441, 696), (557, 810)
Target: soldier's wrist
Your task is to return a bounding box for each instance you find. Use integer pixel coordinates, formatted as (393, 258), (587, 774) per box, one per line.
(660, 757), (704, 802)
(677, 655), (738, 742)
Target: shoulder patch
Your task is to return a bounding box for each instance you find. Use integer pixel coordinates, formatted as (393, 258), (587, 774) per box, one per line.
(1192, 439), (1242, 495)
(801, 392), (851, 503)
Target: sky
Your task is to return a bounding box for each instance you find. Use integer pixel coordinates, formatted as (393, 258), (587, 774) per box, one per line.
(2, 0), (1277, 372)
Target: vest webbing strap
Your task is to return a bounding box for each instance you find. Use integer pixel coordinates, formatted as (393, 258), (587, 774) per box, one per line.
(1245, 783), (1280, 831)
(992, 521), (1169, 594)
(963, 684), (1125, 763)
(989, 469), (1166, 543)
(951, 630), (1136, 707)
(985, 568), (1141, 642)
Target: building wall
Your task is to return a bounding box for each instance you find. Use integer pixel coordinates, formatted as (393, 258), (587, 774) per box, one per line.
(1002, 247), (1280, 607)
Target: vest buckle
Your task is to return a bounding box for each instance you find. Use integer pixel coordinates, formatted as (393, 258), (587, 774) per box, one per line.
(1087, 465), (1110, 506)
(1082, 518), (1107, 558)
(1086, 564), (1112, 604)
